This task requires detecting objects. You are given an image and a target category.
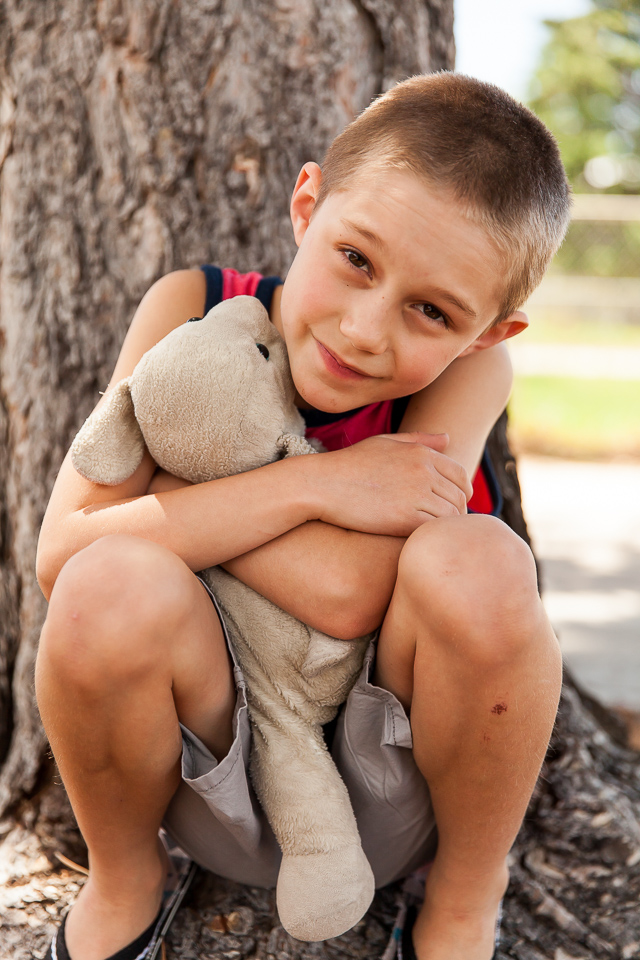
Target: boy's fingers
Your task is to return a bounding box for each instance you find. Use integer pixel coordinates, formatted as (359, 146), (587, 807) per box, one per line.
(415, 447), (472, 501)
(417, 497), (465, 521)
(378, 432), (473, 500)
(413, 483), (468, 520)
(434, 457), (474, 501)
(431, 474), (469, 514)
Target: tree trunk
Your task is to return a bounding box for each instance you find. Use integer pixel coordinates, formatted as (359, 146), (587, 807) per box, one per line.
(0, 3), (638, 958)
(0, 0), (454, 819)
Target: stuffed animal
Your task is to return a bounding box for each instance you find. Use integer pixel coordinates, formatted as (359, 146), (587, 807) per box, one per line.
(70, 295), (376, 942)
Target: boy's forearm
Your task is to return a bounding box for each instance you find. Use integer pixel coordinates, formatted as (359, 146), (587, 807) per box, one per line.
(147, 464), (406, 637)
(38, 457), (315, 598)
(222, 522), (405, 640)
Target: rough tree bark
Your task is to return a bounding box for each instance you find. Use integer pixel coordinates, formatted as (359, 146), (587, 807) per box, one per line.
(0, 3), (638, 959)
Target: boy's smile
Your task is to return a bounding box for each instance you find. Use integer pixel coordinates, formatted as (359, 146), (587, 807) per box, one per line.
(274, 164), (526, 413)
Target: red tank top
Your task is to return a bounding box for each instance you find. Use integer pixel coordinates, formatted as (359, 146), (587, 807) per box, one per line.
(202, 266), (499, 516)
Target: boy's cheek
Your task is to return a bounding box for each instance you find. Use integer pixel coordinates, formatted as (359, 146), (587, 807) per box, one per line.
(401, 342), (460, 388)
(282, 288), (342, 348)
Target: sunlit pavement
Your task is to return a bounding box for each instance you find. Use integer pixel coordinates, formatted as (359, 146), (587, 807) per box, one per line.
(518, 456), (640, 711)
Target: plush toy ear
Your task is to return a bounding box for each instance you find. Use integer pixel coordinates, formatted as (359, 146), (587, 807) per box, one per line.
(71, 378), (145, 485)
(277, 433), (318, 458)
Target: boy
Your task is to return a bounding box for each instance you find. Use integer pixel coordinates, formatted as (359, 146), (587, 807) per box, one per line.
(35, 73), (569, 960)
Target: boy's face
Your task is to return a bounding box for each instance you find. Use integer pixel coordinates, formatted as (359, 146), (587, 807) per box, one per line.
(277, 163), (527, 413)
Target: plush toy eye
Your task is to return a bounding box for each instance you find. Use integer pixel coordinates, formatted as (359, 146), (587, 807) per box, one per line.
(256, 343), (270, 360)
(187, 316), (202, 323)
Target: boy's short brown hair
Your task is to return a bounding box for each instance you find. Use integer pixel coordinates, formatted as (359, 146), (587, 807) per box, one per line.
(317, 72), (571, 322)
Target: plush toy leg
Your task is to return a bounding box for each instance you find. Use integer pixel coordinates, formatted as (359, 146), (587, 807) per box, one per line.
(250, 708), (375, 942)
(277, 841), (374, 943)
(200, 566), (374, 940)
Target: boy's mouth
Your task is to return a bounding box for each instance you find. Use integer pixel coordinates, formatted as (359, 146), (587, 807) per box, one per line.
(315, 340), (371, 380)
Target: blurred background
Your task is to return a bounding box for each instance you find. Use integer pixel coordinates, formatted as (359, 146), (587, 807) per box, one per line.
(456, 0), (640, 730)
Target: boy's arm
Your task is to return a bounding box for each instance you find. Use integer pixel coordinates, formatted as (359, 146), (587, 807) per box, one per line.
(221, 344), (514, 638)
(37, 269), (310, 597)
(37, 270), (467, 603)
(38, 268), (332, 600)
(398, 342), (514, 477)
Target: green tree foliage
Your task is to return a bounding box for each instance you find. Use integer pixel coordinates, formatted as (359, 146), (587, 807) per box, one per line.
(529, 0), (640, 192)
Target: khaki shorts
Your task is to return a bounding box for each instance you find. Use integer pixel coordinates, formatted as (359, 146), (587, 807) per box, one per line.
(162, 576), (437, 889)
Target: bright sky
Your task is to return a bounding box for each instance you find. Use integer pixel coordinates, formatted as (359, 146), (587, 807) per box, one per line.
(454, 0), (592, 102)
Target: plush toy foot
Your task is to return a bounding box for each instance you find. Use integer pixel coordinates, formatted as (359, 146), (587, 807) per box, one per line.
(276, 845), (375, 942)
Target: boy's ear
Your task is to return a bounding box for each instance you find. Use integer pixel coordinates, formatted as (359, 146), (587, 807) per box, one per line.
(458, 311), (529, 357)
(290, 162), (323, 246)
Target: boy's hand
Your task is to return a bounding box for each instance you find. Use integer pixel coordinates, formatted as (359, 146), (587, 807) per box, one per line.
(304, 432), (473, 538)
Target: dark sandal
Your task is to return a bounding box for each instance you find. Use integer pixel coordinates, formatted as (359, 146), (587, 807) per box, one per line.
(395, 901), (502, 960)
(46, 908), (164, 960)
(45, 833), (197, 960)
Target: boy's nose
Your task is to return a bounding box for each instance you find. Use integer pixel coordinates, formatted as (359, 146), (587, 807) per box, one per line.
(339, 305), (390, 355)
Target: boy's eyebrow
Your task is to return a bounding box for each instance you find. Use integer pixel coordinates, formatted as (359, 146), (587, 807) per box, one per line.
(340, 218), (386, 252)
(428, 287), (478, 320)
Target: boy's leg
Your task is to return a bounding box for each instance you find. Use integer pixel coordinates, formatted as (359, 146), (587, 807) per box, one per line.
(35, 534), (235, 960)
(375, 515), (562, 960)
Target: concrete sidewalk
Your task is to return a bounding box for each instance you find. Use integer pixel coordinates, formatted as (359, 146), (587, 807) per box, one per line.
(518, 456), (640, 710)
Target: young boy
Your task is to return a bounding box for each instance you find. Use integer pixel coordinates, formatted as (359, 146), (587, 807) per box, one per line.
(35, 73), (569, 960)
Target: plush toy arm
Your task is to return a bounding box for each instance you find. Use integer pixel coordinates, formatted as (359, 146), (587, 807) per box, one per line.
(71, 378), (146, 485)
(277, 433), (318, 458)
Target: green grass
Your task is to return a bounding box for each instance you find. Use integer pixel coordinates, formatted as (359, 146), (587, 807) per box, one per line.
(509, 375), (640, 459)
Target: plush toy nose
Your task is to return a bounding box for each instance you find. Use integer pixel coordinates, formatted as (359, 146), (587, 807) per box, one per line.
(187, 316), (202, 323)
(256, 343), (270, 359)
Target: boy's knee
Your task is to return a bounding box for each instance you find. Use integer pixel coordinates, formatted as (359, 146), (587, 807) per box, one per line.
(398, 515), (541, 665)
(39, 534), (194, 689)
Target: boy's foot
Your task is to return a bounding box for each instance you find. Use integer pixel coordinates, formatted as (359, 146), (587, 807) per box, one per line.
(58, 853), (166, 960)
(48, 835), (195, 960)
(401, 860), (507, 960)
(48, 906), (164, 960)
(399, 901), (502, 960)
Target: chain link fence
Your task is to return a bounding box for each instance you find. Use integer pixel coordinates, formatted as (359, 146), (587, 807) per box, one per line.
(527, 194), (640, 324)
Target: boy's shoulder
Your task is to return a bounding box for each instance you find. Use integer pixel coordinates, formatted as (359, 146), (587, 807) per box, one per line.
(107, 270), (206, 390)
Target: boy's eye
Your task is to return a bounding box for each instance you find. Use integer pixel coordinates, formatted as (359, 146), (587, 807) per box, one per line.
(418, 303), (447, 325)
(344, 248), (369, 271)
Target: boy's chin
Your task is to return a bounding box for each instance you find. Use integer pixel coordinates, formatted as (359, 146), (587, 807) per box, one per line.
(296, 385), (368, 414)
(292, 379), (344, 414)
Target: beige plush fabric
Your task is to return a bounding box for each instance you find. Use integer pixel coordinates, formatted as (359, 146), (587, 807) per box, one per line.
(71, 296), (375, 941)
(71, 297), (307, 486)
